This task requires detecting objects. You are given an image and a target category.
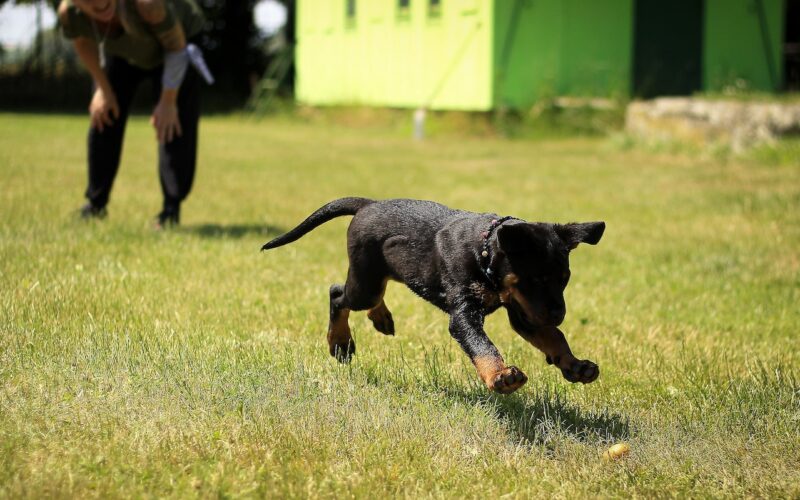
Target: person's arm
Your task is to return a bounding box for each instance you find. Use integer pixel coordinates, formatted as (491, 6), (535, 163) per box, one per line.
(58, 1), (119, 131)
(137, 0), (187, 144)
(72, 37), (112, 96)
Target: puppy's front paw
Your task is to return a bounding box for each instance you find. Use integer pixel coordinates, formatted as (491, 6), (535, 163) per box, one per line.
(329, 340), (356, 363)
(560, 359), (599, 384)
(490, 366), (528, 394)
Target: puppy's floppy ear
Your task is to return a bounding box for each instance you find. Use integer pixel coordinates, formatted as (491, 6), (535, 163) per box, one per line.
(497, 223), (532, 254)
(497, 223), (550, 255)
(555, 222), (605, 250)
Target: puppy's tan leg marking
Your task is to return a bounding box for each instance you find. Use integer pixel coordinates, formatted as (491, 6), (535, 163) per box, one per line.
(523, 326), (599, 384)
(473, 355), (528, 394)
(328, 308), (354, 363)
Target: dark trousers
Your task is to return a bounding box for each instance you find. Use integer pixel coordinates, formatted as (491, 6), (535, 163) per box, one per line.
(86, 54), (200, 212)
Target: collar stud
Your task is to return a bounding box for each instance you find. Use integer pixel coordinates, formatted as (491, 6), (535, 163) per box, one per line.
(479, 216), (517, 290)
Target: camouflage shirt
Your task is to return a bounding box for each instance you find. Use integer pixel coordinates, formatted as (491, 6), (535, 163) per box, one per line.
(60, 0), (205, 70)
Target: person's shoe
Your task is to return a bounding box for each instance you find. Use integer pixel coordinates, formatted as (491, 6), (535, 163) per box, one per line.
(78, 203), (107, 220)
(154, 208), (180, 230)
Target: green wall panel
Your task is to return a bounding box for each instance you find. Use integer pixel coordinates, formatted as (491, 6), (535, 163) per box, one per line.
(704, 0), (784, 91)
(493, 0), (562, 108)
(560, 0), (632, 97)
(297, 0), (494, 110)
(493, 0), (633, 108)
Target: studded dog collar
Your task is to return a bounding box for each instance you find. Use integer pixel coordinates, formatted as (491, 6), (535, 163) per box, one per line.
(479, 216), (517, 289)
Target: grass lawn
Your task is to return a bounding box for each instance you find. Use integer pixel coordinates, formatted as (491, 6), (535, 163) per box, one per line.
(1, 112), (798, 498)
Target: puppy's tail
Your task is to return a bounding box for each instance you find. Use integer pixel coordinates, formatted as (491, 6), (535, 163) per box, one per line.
(261, 197), (374, 250)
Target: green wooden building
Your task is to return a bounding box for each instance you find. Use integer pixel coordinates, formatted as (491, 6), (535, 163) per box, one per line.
(296, 0), (795, 111)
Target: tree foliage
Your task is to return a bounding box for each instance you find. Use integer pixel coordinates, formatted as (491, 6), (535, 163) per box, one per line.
(194, 0), (263, 102)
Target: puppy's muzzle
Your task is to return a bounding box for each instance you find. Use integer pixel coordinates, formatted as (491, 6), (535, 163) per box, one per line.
(507, 301), (540, 331)
(507, 300), (565, 330)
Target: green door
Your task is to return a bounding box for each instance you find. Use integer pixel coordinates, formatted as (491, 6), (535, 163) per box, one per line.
(786, 0), (800, 90)
(633, 0), (704, 97)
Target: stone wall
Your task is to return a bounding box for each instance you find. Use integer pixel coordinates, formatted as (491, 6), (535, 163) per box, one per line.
(626, 98), (800, 152)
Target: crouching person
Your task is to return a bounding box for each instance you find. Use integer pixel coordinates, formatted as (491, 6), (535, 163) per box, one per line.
(59, 0), (213, 228)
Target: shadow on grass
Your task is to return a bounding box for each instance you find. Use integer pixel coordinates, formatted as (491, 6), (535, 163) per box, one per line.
(427, 381), (630, 446)
(180, 223), (285, 240)
(359, 363), (630, 446)
(481, 389), (630, 446)
(354, 340), (629, 447)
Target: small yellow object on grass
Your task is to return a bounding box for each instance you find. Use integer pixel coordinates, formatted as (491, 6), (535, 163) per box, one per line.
(602, 442), (631, 461)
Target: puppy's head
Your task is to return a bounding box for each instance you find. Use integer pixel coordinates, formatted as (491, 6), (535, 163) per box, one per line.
(496, 221), (605, 330)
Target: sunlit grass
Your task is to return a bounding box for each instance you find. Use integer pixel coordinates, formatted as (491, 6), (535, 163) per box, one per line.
(1, 112), (798, 497)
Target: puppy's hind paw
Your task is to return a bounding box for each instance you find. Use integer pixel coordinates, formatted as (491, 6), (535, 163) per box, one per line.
(367, 303), (395, 336)
(560, 359), (599, 384)
(490, 366), (528, 394)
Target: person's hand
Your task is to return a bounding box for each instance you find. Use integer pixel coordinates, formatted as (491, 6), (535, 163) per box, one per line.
(150, 99), (182, 144)
(89, 87), (119, 132)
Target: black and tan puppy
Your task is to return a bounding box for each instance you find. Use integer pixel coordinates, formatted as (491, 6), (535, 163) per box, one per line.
(262, 198), (605, 394)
